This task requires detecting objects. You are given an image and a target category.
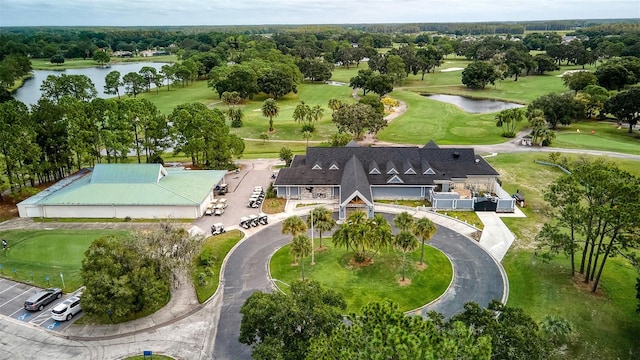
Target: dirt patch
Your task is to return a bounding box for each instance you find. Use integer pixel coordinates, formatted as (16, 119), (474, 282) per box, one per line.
(572, 274), (604, 297)
(290, 261), (299, 267)
(348, 257), (374, 268)
(398, 278), (412, 286)
(262, 198), (286, 214)
(315, 245), (329, 253)
(415, 262), (427, 271)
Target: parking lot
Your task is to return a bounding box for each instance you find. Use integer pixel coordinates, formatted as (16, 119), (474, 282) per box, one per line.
(192, 159), (280, 235)
(0, 278), (82, 332)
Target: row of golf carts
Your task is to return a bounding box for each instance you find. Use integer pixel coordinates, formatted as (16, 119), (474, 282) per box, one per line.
(247, 186), (265, 208)
(205, 198), (228, 216)
(240, 214), (268, 229)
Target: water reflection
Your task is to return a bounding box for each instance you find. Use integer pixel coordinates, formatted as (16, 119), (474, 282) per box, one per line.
(425, 94), (524, 114)
(13, 62), (168, 106)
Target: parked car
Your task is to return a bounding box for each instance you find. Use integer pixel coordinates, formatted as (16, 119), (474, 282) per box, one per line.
(24, 288), (62, 311)
(51, 296), (82, 321)
(211, 223), (226, 235)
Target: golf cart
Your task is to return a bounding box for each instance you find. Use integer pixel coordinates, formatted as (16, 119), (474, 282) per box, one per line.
(247, 199), (260, 208)
(218, 183), (228, 195)
(218, 198), (228, 208)
(211, 223), (226, 235)
(239, 217), (252, 229)
(248, 214), (259, 227)
(258, 214), (268, 225)
(214, 203), (225, 216)
(205, 206), (214, 216)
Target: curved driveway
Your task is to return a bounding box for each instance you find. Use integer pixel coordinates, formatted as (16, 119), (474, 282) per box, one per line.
(212, 212), (506, 360)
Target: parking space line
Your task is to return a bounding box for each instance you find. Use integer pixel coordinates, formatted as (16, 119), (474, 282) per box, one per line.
(31, 313), (52, 325)
(1, 288), (34, 310)
(0, 282), (20, 294)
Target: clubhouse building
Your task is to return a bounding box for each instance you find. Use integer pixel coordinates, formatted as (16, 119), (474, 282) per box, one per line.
(274, 141), (515, 219)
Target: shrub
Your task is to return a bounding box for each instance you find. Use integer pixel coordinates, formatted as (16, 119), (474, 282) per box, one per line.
(200, 248), (216, 266)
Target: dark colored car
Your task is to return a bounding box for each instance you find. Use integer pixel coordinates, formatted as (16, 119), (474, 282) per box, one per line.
(24, 287), (62, 311)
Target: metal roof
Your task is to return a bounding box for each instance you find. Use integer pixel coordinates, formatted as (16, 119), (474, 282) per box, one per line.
(29, 165), (226, 206)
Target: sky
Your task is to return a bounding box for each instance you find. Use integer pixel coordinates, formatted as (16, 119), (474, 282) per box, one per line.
(0, 0), (638, 27)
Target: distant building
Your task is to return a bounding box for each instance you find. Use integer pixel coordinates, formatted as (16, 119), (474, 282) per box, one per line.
(112, 51), (133, 58)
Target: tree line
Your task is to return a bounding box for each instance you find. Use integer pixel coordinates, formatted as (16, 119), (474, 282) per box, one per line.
(0, 73), (244, 198)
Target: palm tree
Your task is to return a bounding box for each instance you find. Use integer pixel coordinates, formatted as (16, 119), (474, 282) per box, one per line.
(302, 130), (312, 147)
(308, 207), (336, 249)
(394, 211), (415, 232)
(394, 231), (418, 281)
(290, 234), (312, 280)
(368, 213), (392, 260)
(261, 98), (279, 132)
(413, 217), (437, 265)
(282, 215), (307, 237)
(328, 98), (343, 114)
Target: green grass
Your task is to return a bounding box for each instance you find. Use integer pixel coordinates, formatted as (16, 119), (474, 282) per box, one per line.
(553, 120), (640, 155)
(486, 152), (640, 247)
(377, 90), (521, 145)
(436, 211), (483, 230)
(504, 250), (640, 359)
(0, 229), (128, 292)
(192, 230), (244, 303)
(139, 80), (218, 114)
(270, 241), (452, 314)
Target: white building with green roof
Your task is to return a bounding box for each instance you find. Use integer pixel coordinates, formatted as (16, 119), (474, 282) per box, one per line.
(18, 164), (227, 219)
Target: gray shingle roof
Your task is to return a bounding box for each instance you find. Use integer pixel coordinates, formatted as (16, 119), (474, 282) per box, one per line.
(274, 142), (499, 188)
(340, 155), (373, 205)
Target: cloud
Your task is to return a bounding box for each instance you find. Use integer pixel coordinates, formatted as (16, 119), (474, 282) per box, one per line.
(1, 0), (638, 26)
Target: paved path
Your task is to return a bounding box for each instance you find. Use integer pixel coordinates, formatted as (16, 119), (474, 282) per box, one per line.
(211, 208), (507, 359)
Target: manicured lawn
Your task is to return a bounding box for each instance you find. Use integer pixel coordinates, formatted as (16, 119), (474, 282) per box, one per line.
(219, 82), (355, 142)
(0, 229), (128, 291)
(139, 80), (219, 114)
(270, 241), (452, 314)
(377, 90), (521, 145)
(504, 250), (640, 359)
(553, 120), (640, 155)
(192, 230), (244, 303)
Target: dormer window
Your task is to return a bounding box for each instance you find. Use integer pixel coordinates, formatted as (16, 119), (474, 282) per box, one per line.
(387, 174), (404, 184)
(404, 168), (416, 175)
(329, 163), (339, 170)
(312, 163), (322, 170)
(423, 168), (436, 175)
(387, 168), (398, 175)
(369, 168), (381, 175)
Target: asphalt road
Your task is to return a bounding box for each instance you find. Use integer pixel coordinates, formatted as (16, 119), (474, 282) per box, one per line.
(212, 212), (506, 359)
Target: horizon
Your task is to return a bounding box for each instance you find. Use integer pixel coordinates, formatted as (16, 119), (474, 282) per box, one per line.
(1, 0), (638, 27)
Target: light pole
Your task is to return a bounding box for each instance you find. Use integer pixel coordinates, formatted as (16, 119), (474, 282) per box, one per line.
(310, 208), (315, 265)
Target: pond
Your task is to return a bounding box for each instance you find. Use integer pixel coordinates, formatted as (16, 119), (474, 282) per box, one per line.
(425, 94), (524, 114)
(13, 62), (169, 106)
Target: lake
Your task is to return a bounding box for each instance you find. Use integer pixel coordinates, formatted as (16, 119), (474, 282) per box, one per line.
(425, 94), (524, 114)
(13, 62), (168, 106)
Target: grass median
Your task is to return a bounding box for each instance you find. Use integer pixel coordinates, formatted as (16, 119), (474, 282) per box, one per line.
(192, 229), (244, 303)
(270, 241), (452, 314)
